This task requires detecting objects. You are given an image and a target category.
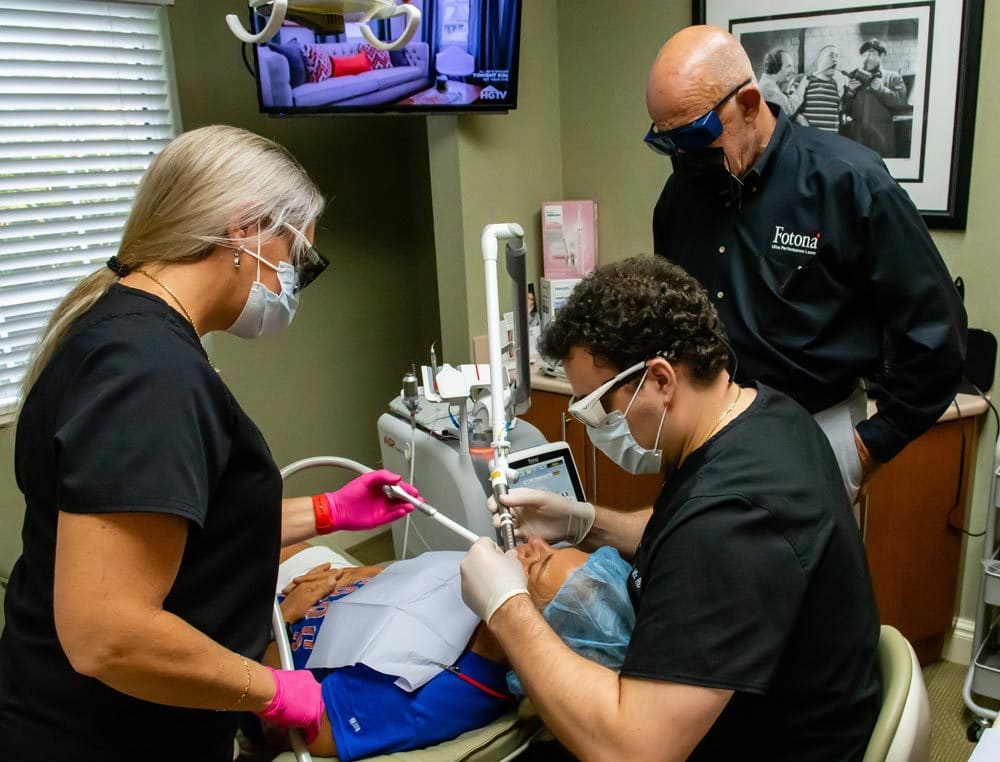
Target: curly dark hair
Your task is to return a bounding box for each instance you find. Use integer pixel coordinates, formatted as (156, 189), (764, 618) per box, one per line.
(539, 257), (731, 384)
(763, 48), (788, 75)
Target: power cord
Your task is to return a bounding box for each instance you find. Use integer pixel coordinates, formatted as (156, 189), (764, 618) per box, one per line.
(401, 412), (417, 559)
(241, 42), (255, 78)
(948, 384), (999, 538)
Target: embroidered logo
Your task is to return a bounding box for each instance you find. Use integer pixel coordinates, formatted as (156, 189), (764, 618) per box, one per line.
(770, 225), (821, 255)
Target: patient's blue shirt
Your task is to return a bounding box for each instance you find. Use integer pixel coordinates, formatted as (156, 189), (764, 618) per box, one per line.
(283, 582), (511, 761)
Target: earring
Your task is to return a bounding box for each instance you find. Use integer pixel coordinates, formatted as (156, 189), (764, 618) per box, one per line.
(234, 246), (241, 268)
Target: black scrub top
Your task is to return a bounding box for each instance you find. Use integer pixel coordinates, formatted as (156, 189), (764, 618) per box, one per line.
(623, 385), (881, 761)
(0, 284), (283, 762)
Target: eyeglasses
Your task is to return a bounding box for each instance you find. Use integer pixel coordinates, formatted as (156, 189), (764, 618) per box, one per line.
(567, 359), (649, 428)
(644, 77), (752, 156)
(282, 222), (329, 293)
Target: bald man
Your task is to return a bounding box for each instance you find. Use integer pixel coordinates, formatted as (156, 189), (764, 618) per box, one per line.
(646, 25), (965, 504)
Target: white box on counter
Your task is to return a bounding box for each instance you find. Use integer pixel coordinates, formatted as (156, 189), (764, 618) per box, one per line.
(539, 277), (582, 328)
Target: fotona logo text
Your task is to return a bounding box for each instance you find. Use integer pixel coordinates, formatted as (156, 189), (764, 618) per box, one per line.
(771, 225), (821, 255)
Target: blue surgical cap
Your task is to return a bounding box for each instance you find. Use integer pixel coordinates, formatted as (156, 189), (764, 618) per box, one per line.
(507, 546), (635, 696)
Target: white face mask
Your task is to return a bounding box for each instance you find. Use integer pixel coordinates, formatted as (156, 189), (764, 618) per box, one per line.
(226, 235), (299, 339)
(586, 368), (668, 475)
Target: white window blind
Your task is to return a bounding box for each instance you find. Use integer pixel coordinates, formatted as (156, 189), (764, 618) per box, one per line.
(0, 0), (178, 414)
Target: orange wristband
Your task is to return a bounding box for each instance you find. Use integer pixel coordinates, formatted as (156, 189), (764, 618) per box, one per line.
(312, 493), (335, 535)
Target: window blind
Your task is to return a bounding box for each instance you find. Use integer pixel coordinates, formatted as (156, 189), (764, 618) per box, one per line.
(0, 0), (177, 414)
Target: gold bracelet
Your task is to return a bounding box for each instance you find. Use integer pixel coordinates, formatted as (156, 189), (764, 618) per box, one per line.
(227, 655), (252, 711)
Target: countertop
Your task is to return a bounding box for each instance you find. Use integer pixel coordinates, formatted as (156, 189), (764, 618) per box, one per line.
(529, 368), (988, 424)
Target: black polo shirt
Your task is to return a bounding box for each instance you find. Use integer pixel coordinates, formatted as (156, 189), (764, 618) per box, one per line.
(653, 104), (966, 462)
(622, 385), (881, 761)
(0, 285), (283, 762)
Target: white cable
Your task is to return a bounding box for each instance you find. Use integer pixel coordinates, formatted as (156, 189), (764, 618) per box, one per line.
(401, 414), (417, 559)
(407, 512), (435, 554)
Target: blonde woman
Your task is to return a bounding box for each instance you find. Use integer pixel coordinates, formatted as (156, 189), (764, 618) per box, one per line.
(0, 126), (418, 762)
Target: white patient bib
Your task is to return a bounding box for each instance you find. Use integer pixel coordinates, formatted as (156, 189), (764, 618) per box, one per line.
(304, 551), (480, 691)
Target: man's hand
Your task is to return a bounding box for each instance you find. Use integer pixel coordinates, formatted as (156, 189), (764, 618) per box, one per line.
(487, 488), (596, 545)
(846, 78), (863, 93)
(868, 75), (884, 91)
(854, 429), (881, 496)
(460, 537), (528, 624)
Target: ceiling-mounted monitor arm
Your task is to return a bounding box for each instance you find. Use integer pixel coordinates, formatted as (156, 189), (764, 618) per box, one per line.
(226, 0), (421, 50)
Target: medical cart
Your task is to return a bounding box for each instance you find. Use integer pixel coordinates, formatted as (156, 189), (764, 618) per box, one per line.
(964, 438), (1000, 740)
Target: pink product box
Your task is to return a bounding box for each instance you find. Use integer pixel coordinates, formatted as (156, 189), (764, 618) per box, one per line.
(541, 200), (598, 279)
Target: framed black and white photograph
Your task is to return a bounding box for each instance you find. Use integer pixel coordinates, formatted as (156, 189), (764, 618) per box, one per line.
(693, 0), (984, 228)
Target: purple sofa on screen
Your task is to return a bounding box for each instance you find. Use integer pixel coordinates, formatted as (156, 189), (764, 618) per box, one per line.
(257, 40), (431, 109)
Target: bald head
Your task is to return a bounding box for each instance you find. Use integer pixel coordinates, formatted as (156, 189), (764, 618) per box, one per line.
(646, 25), (776, 178)
(647, 26), (754, 129)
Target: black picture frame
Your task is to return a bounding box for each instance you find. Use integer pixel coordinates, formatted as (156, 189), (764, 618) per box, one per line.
(693, 0), (984, 229)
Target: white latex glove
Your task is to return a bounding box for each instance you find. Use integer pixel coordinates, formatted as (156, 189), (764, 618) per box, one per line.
(487, 488), (596, 545)
(460, 537), (528, 624)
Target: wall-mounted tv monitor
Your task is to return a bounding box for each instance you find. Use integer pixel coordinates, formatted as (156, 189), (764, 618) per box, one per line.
(251, 0), (522, 115)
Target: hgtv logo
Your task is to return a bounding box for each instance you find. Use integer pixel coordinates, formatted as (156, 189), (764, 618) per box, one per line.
(480, 85), (508, 100)
(770, 225), (820, 255)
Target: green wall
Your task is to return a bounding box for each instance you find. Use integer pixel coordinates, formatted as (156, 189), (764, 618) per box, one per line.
(557, 0), (692, 259)
(428, 0), (564, 363)
(554, 0), (1000, 625)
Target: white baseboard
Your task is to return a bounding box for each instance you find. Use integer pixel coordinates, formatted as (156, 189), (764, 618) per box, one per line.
(942, 617), (977, 665)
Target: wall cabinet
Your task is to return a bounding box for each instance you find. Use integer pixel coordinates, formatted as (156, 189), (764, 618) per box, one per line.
(862, 414), (979, 664)
(521, 388), (980, 664)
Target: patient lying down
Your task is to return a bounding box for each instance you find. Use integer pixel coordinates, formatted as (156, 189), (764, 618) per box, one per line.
(255, 538), (633, 760)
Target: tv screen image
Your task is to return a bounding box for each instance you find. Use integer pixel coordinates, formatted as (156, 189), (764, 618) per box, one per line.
(251, 0), (522, 115)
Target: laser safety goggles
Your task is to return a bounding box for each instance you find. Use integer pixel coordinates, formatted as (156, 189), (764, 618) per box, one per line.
(283, 222), (329, 293)
(567, 356), (662, 428)
(643, 77), (752, 156)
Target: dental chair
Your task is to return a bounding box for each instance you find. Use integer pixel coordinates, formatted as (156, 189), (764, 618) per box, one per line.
(268, 457), (544, 762)
(862, 625), (931, 762)
(271, 705), (541, 762)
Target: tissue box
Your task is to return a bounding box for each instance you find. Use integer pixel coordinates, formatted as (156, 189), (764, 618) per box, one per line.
(541, 200), (597, 279)
(539, 277), (582, 328)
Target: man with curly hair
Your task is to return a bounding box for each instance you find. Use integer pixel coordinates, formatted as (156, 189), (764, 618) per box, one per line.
(645, 26), (965, 504)
(461, 256), (881, 761)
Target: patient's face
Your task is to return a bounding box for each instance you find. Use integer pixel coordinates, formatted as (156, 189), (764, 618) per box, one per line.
(516, 536), (588, 609)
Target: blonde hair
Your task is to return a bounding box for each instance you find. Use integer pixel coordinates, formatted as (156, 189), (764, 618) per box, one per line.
(19, 125), (325, 407)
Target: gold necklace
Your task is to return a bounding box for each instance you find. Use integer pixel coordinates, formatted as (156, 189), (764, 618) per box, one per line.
(704, 384), (743, 442)
(135, 269), (197, 334)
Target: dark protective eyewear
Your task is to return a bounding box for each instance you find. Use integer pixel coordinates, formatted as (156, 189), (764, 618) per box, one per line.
(644, 77), (753, 156)
(294, 245), (329, 293)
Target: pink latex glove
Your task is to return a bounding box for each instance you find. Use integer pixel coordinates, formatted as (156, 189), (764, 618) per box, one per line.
(256, 668), (324, 744)
(322, 469), (419, 531)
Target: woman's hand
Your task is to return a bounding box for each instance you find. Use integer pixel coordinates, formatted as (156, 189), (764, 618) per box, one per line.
(321, 470), (420, 532)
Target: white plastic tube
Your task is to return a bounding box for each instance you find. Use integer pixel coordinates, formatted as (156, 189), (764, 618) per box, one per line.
(481, 223), (524, 550)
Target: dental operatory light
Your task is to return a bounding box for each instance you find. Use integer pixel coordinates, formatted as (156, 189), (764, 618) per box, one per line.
(226, 0), (421, 51)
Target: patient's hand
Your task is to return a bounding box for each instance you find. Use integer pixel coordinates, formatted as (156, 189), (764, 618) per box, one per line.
(280, 563), (386, 624)
(328, 565), (384, 589)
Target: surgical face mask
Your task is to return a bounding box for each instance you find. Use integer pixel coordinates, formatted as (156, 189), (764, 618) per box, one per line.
(226, 236), (299, 339)
(586, 368), (668, 475)
(507, 547), (635, 696)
